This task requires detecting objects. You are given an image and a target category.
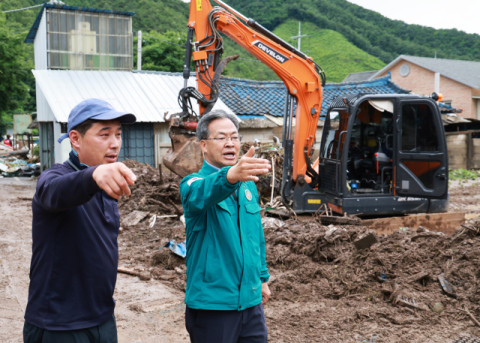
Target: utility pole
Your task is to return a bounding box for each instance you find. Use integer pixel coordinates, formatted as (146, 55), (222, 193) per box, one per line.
(290, 22), (308, 51)
(137, 30), (142, 71)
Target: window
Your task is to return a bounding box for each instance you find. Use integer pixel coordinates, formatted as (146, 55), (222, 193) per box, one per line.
(401, 104), (439, 152)
(321, 111), (340, 159)
(46, 9), (133, 71)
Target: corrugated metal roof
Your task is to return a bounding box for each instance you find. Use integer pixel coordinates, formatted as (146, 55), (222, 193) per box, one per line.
(25, 3), (135, 43)
(32, 70), (236, 123)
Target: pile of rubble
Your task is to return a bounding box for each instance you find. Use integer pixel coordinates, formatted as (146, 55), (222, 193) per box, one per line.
(0, 157), (40, 177)
(119, 160), (183, 217)
(241, 141), (284, 202)
(115, 157), (480, 341)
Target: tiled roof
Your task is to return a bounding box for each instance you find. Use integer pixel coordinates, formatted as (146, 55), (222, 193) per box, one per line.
(25, 3), (135, 43)
(438, 102), (462, 114)
(218, 75), (410, 118)
(217, 77), (287, 118)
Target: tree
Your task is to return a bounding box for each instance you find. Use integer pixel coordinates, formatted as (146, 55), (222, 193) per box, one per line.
(135, 31), (187, 72)
(0, 12), (32, 127)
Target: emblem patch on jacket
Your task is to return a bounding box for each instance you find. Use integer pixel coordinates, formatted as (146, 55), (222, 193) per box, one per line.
(245, 189), (252, 201)
(187, 177), (202, 186)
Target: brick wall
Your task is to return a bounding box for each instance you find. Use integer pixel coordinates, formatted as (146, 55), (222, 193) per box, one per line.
(378, 61), (475, 118)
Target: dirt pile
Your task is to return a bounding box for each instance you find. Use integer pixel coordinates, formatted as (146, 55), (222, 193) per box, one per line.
(119, 160), (183, 216)
(117, 160), (187, 290)
(263, 218), (480, 341)
(116, 159), (480, 341)
(241, 141), (284, 202)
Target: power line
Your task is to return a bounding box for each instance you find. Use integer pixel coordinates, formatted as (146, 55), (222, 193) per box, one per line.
(2, 4), (43, 13)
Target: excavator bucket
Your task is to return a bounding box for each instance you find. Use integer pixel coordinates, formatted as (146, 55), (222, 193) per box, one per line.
(163, 131), (204, 178)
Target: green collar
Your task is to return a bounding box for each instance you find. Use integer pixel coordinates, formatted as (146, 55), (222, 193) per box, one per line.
(199, 160), (223, 176)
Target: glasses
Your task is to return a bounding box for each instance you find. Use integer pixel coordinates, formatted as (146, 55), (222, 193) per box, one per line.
(205, 135), (242, 143)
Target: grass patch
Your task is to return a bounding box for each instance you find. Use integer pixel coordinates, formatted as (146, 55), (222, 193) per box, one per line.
(449, 169), (480, 182)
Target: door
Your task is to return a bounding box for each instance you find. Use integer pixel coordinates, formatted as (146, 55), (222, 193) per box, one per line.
(395, 101), (448, 197)
(39, 122), (54, 171)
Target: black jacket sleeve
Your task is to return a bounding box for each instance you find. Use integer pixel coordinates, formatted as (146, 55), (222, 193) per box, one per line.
(35, 164), (101, 212)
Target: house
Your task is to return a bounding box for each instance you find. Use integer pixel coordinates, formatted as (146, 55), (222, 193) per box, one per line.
(26, 3), (234, 171)
(344, 55), (480, 119)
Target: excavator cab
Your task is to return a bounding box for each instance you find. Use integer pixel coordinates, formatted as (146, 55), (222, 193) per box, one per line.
(288, 93), (449, 216)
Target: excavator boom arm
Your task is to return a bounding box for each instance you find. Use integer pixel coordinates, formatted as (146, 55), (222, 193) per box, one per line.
(186, 0), (324, 182)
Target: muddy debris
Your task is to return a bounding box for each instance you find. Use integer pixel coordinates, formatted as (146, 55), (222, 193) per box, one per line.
(119, 159), (183, 216)
(151, 248), (185, 270)
(117, 159), (480, 341)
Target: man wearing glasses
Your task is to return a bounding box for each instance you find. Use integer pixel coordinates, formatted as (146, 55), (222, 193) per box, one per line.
(180, 110), (272, 343)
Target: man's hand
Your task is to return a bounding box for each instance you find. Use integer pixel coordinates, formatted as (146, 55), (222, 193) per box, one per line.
(92, 162), (137, 200)
(227, 146), (271, 184)
(261, 282), (271, 305)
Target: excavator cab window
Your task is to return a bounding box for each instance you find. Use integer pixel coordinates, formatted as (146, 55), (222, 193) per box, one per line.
(399, 104), (441, 190)
(401, 104), (439, 152)
(347, 100), (394, 194)
(321, 111), (340, 160)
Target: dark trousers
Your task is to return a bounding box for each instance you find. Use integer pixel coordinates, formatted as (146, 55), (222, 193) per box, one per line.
(23, 315), (117, 343)
(185, 304), (268, 343)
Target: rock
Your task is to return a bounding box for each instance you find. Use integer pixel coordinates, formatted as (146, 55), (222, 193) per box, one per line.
(122, 210), (149, 227)
(262, 217), (285, 230)
(416, 226), (429, 233)
(432, 302), (445, 313)
(354, 233), (378, 250)
(138, 272), (151, 281)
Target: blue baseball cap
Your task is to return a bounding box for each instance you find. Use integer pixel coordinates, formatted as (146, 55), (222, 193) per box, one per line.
(58, 99), (137, 143)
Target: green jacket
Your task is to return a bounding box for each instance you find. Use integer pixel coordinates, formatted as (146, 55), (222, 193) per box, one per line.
(180, 161), (270, 311)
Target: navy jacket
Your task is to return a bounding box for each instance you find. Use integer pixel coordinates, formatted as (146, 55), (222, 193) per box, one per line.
(25, 151), (120, 330)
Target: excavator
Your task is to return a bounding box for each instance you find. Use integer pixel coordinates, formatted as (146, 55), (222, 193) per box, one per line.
(163, 0), (459, 231)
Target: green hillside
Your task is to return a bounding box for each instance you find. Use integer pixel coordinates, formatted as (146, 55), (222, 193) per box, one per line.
(227, 0), (480, 63)
(220, 20), (386, 82)
(273, 20), (385, 82)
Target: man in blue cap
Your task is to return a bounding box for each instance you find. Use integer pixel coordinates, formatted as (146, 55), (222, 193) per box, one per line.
(23, 99), (137, 343)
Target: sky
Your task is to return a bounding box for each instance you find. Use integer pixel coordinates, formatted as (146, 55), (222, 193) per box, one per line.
(346, 0), (480, 35)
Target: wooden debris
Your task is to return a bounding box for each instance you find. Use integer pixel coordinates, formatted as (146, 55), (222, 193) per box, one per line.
(117, 266), (151, 281)
(354, 233), (378, 250)
(121, 210), (150, 227)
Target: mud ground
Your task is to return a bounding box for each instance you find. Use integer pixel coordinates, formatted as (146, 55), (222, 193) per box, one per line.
(0, 178), (188, 343)
(2, 172), (480, 342)
(115, 160), (480, 343)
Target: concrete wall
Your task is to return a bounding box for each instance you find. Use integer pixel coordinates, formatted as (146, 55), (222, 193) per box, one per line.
(239, 128), (278, 143)
(447, 133), (467, 170)
(446, 132), (480, 170)
(378, 61), (476, 118)
(34, 8), (47, 70)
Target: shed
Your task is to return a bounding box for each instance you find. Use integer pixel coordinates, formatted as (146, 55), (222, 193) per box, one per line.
(26, 4), (234, 170)
(32, 69), (235, 170)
